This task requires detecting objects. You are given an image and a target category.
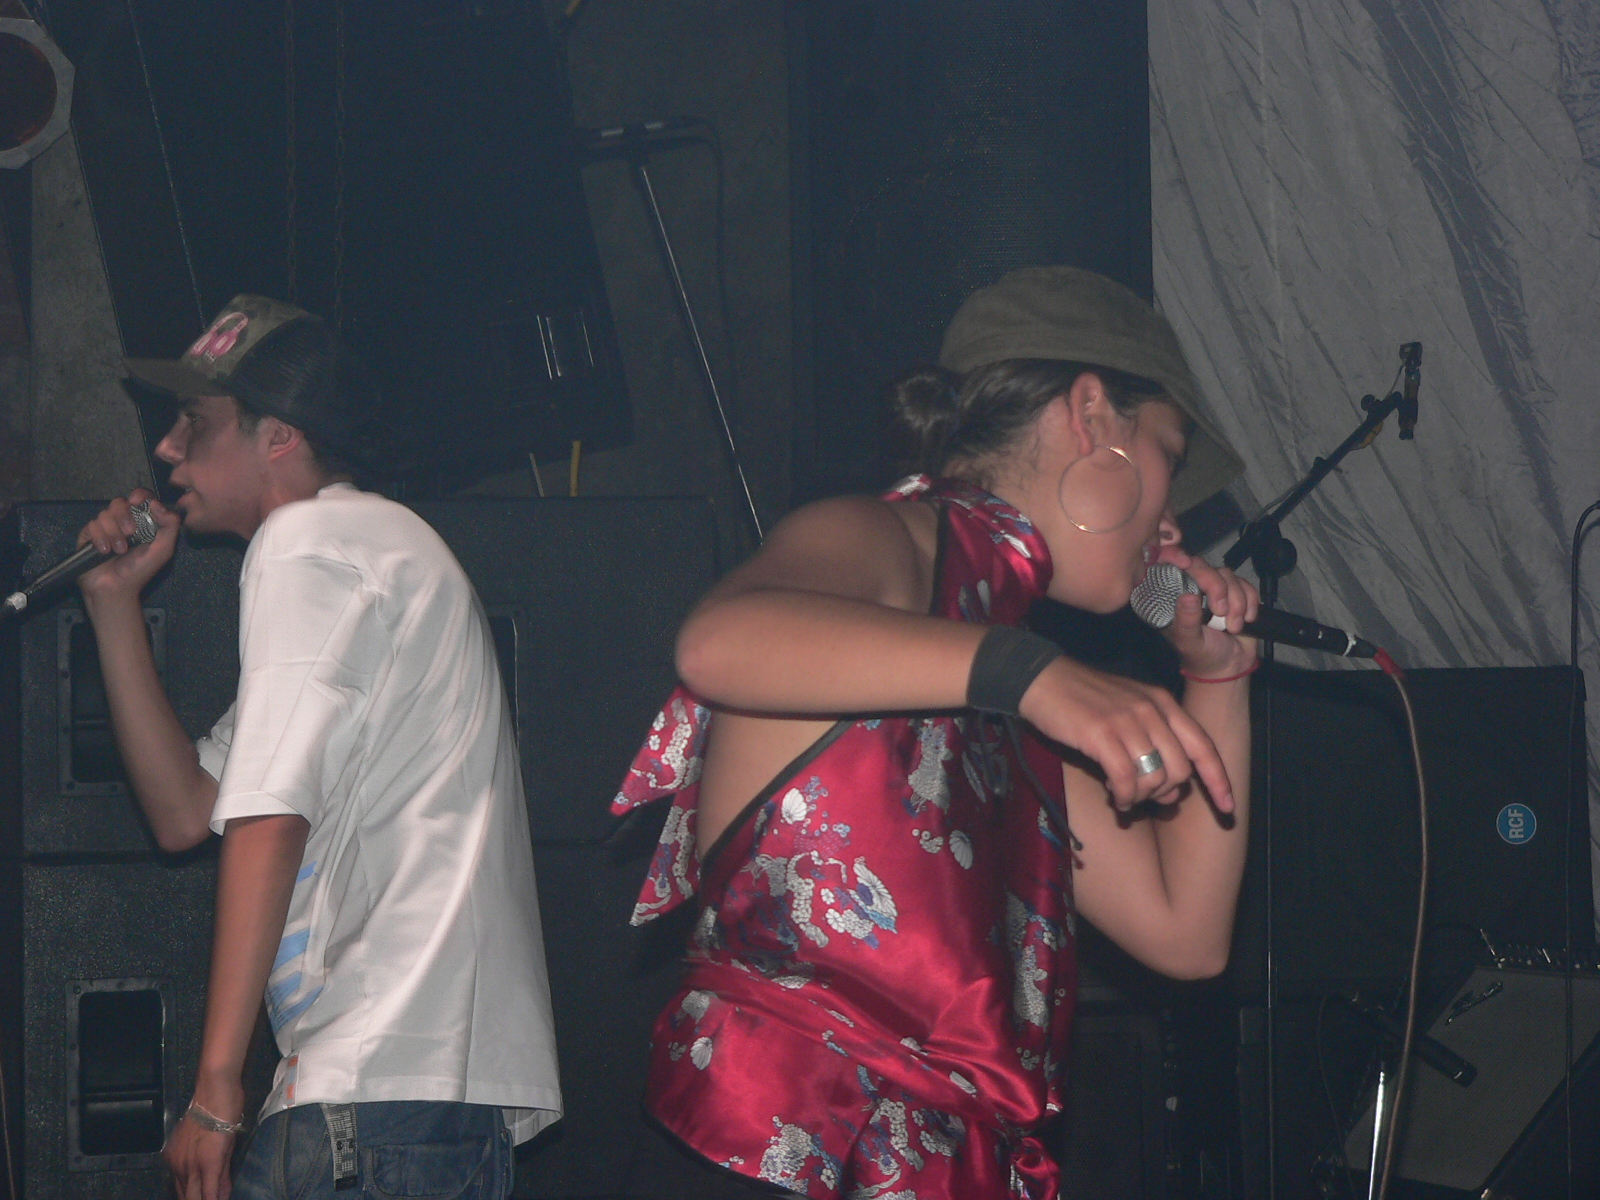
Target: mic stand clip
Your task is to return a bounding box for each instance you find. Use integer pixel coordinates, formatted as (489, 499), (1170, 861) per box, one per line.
(1223, 356), (1414, 601)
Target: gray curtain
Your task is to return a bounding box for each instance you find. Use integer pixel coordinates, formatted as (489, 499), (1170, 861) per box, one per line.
(1150, 0), (1600, 927)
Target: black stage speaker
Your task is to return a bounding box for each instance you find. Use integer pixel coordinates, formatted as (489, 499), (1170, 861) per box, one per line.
(1233, 664), (1591, 999)
(0, 503), (243, 857)
(8, 858), (282, 1198)
(1047, 1005), (1176, 1200)
(408, 499), (717, 1196)
(46, 0), (629, 489)
(2, 497), (717, 1198)
(513, 831), (694, 1199)
(1340, 966), (1600, 1197)
(411, 498), (717, 843)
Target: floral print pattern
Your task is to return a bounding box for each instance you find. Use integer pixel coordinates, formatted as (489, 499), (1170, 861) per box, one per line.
(612, 477), (1075, 1199)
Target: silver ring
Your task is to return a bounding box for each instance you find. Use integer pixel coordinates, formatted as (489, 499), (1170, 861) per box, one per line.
(1134, 750), (1164, 776)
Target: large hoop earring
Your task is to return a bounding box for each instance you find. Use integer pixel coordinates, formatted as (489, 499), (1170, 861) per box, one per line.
(1056, 445), (1142, 534)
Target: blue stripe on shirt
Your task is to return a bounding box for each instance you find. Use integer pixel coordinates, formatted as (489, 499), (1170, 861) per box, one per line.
(272, 927), (310, 972)
(270, 986), (323, 1032)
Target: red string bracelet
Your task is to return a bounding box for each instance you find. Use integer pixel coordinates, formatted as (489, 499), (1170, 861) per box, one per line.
(1180, 660), (1261, 684)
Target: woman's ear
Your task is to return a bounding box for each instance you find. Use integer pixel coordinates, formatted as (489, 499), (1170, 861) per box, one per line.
(1062, 371), (1118, 457)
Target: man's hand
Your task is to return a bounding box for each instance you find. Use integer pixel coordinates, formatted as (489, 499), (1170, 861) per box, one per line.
(77, 489), (180, 604)
(164, 1088), (243, 1200)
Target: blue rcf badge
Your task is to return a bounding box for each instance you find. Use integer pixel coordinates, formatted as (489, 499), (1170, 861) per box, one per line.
(1496, 803), (1536, 845)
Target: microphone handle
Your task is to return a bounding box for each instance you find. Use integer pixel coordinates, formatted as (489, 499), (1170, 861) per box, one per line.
(1203, 605), (1378, 658)
(3, 500), (158, 614)
(4, 543), (113, 613)
(22, 542), (114, 595)
(1344, 992), (1477, 1087)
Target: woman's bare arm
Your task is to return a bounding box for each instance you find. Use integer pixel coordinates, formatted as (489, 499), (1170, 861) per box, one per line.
(676, 496), (1236, 811)
(1066, 673), (1251, 978)
(1067, 557), (1257, 978)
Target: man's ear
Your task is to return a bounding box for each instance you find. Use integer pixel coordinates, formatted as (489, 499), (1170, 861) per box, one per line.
(262, 416), (308, 462)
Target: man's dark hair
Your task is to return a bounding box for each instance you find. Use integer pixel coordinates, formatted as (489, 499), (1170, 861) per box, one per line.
(230, 318), (398, 486)
(231, 392), (374, 485)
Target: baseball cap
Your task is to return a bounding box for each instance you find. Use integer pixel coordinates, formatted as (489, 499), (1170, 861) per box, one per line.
(938, 266), (1244, 512)
(125, 295), (388, 470)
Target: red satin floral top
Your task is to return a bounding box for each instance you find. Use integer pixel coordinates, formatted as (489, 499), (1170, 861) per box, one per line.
(611, 476), (1077, 1200)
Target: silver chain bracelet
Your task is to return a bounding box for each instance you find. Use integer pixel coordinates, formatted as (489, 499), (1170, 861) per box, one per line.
(185, 1100), (246, 1135)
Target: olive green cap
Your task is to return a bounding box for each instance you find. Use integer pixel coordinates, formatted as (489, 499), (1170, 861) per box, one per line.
(938, 266), (1244, 513)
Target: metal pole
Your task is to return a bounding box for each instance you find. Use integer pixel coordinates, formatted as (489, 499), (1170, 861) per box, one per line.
(630, 159), (764, 544)
(1261, 627), (1277, 1200)
(1367, 1065), (1389, 1200)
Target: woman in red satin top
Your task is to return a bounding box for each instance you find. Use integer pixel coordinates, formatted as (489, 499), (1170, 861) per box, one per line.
(614, 267), (1259, 1200)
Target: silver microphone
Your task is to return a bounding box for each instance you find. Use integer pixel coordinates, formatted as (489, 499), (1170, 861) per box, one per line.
(1130, 561), (1377, 658)
(4, 500), (159, 615)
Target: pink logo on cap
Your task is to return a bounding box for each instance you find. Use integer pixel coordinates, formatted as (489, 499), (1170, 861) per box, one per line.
(188, 311), (250, 363)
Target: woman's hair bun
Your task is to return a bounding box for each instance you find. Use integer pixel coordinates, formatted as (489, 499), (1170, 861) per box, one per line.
(888, 365), (963, 469)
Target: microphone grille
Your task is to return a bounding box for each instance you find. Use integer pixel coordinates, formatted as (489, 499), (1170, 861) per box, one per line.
(129, 500), (159, 547)
(1128, 561), (1198, 630)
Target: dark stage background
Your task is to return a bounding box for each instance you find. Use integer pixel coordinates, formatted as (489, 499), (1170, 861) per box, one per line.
(1, 2), (1595, 1199)
(794, 0), (1153, 502)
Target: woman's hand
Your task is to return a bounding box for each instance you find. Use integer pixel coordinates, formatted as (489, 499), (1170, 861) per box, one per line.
(1018, 655), (1235, 813)
(1153, 547), (1260, 680)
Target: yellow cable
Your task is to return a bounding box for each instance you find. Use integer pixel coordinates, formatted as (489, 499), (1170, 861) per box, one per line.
(568, 440), (581, 497)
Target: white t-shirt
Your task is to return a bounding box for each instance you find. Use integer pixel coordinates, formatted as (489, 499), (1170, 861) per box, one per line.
(198, 483), (561, 1142)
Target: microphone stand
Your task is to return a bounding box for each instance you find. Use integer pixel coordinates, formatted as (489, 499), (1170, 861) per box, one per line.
(1224, 343), (1420, 1200)
(579, 124), (765, 546)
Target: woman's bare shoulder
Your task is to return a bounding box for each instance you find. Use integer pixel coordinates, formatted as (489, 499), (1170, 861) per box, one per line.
(720, 493), (941, 612)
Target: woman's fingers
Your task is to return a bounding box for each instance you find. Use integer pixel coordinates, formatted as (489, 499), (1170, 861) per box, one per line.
(1212, 567), (1253, 633)
(1158, 549), (1260, 631)
(1022, 658), (1233, 811)
(1158, 694), (1236, 811)
(1238, 569), (1260, 624)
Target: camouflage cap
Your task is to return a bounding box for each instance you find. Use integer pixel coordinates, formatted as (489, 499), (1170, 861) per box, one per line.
(125, 295), (387, 469)
(938, 266), (1244, 513)
(126, 295), (311, 401)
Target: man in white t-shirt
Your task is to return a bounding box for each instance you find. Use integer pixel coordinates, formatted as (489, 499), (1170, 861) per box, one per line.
(79, 296), (560, 1200)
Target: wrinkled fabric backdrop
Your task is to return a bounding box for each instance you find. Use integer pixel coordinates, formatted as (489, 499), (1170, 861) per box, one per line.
(1150, 0), (1600, 929)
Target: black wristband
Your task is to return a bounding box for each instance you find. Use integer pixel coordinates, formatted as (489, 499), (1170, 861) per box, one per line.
(967, 626), (1062, 717)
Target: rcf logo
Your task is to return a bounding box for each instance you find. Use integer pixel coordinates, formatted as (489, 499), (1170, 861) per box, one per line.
(1496, 802), (1536, 845)
(188, 311), (250, 362)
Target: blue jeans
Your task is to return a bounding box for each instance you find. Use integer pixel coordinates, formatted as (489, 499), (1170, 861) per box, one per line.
(231, 1102), (512, 1200)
